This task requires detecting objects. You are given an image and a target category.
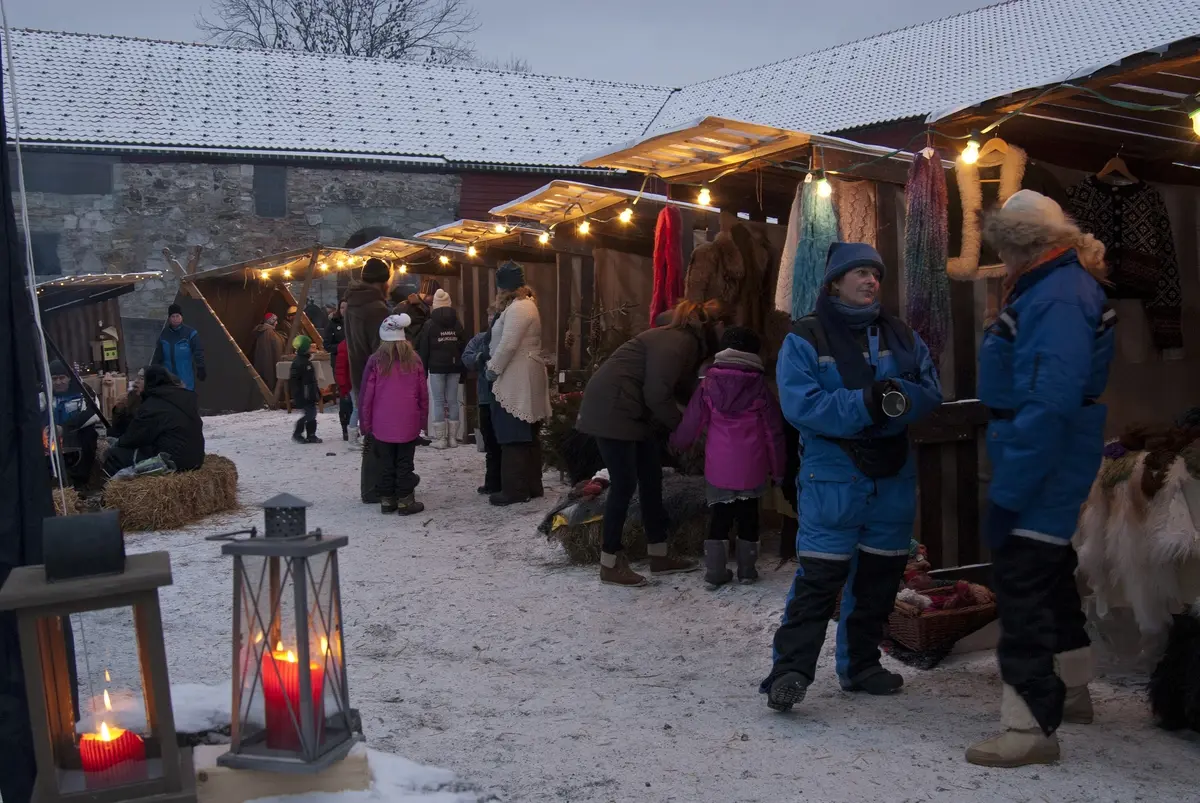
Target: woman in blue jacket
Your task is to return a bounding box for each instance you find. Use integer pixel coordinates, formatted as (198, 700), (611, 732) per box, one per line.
(966, 191), (1114, 768)
(762, 242), (942, 711)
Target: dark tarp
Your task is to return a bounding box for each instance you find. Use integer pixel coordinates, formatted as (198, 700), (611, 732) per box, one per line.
(0, 36), (53, 803)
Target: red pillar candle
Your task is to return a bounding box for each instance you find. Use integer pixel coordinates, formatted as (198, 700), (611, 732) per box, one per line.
(79, 723), (147, 788)
(261, 644), (326, 751)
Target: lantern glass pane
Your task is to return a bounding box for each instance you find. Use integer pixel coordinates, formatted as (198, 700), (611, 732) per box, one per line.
(34, 608), (163, 794)
(308, 551), (352, 753)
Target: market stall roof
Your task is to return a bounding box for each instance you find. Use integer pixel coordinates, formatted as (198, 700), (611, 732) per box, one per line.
(189, 247), (357, 282)
(349, 237), (441, 262)
(413, 220), (543, 247)
(489, 180), (716, 228)
(36, 271), (164, 312)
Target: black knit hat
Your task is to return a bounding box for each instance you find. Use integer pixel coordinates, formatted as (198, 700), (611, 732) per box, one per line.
(361, 257), (390, 284)
(167, 303), (182, 316)
(719, 326), (761, 355)
(48, 359), (68, 377)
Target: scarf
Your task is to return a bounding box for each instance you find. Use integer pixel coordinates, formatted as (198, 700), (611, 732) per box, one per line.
(815, 292), (917, 390)
(713, 349), (764, 372)
(650, 207), (684, 325)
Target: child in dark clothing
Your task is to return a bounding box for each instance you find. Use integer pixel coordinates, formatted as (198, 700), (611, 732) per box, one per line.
(289, 335), (322, 444)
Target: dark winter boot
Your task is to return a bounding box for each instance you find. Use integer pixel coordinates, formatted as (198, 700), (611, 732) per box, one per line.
(380, 497), (398, 514)
(767, 672), (809, 712)
(737, 539), (760, 584)
(305, 419), (322, 444)
(841, 551), (909, 689)
(396, 494), (425, 516)
(840, 666), (904, 695)
(647, 542), (699, 576)
(292, 418), (306, 444)
(489, 445), (531, 507)
(526, 443), (544, 499)
(703, 540), (733, 588)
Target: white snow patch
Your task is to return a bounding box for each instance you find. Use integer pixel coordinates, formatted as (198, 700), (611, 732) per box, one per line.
(246, 749), (480, 803)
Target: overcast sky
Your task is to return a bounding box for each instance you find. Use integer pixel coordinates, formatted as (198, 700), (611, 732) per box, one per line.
(5, 0), (998, 85)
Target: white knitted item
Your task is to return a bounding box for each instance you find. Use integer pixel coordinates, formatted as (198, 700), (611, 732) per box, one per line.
(774, 183), (803, 314)
(487, 298), (552, 424)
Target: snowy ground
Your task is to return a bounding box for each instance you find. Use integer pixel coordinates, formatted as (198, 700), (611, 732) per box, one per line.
(118, 409), (1200, 803)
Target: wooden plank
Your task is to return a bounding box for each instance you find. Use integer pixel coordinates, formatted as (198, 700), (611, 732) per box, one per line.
(917, 444), (945, 568)
(0, 552), (174, 612)
(956, 438), (981, 565)
(194, 743), (369, 803)
(285, 246), (321, 353)
(875, 183), (901, 314)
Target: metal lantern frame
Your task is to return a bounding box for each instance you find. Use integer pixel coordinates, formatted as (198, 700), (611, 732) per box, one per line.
(212, 495), (357, 774)
(0, 551), (195, 803)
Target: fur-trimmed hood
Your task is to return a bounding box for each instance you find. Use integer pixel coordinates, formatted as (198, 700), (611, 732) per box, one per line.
(983, 205), (1107, 294)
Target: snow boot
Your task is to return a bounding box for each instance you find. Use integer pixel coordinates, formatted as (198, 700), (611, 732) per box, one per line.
(966, 685), (1060, 768)
(766, 672), (809, 712)
(840, 665), (904, 695)
(380, 497), (398, 514)
(396, 494), (425, 516)
(647, 542), (699, 576)
(703, 540), (733, 588)
(347, 426), (361, 452)
(736, 539), (759, 584)
(600, 551), (648, 587)
(490, 445), (531, 506)
(1056, 647), (1095, 724)
(292, 418), (307, 444)
(447, 420), (461, 449)
(430, 422), (449, 450)
(304, 419), (321, 444)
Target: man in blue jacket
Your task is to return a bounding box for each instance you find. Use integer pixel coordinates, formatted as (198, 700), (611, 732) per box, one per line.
(151, 303), (205, 391)
(966, 191), (1115, 768)
(762, 242), (943, 711)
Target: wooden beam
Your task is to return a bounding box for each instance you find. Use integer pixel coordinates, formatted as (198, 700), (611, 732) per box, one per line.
(285, 246), (322, 353)
(875, 184), (901, 315)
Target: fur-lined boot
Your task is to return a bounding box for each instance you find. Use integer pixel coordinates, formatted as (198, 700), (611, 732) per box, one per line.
(966, 685), (1060, 768)
(1056, 647), (1094, 724)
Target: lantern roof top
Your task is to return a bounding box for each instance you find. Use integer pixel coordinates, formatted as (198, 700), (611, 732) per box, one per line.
(261, 492), (312, 509)
(0, 551), (174, 613)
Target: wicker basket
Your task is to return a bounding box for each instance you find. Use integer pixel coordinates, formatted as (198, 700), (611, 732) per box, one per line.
(886, 599), (997, 652)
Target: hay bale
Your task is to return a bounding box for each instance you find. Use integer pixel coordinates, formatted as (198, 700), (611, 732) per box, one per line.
(52, 487), (79, 516)
(103, 454), (239, 531)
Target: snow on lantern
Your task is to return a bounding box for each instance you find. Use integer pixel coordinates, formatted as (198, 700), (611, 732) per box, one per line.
(208, 494), (358, 772)
(0, 511), (194, 802)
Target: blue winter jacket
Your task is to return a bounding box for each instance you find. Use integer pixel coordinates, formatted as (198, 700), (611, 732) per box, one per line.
(152, 324), (205, 391)
(979, 250), (1115, 541)
(778, 318), (943, 485)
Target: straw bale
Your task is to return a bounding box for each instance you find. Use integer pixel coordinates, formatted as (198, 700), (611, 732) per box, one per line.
(103, 454), (239, 531)
(52, 486), (80, 516)
(554, 514), (709, 565)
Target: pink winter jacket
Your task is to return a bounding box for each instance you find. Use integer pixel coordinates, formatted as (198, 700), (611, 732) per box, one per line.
(358, 353), (429, 445)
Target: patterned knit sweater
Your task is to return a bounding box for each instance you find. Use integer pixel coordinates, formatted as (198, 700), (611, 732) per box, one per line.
(1066, 177), (1182, 351)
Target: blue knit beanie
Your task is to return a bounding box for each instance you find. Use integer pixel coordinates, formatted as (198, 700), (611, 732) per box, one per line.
(496, 260), (525, 292)
(823, 242), (886, 287)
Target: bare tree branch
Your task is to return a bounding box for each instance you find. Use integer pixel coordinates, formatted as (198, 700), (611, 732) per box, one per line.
(472, 54), (532, 73)
(196, 0), (480, 63)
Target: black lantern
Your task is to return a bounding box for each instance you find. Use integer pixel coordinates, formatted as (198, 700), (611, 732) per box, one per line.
(0, 541), (196, 803)
(210, 495), (358, 773)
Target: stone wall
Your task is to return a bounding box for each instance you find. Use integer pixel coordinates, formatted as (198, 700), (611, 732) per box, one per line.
(16, 156), (461, 368)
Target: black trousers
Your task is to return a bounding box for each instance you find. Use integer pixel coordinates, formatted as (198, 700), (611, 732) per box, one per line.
(595, 436), (668, 554)
(710, 498), (759, 543)
(102, 444), (139, 476)
(994, 535), (1090, 734)
(338, 395), (353, 430)
(373, 439), (419, 499)
(294, 404), (317, 438)
(478, 403), (502, 491)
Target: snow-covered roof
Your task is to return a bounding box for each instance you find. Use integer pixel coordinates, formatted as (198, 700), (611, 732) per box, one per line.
(4, 1), (1198, 167)
(649, 0), (1200, 136)
(1, 28), (672, 167)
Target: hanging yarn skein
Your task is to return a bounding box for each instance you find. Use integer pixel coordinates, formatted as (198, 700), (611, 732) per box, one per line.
(790, 177), (842, 320)
(649, 206), (684, 325)
(903, 150), (951, 365)
(774, 182), (803, 315)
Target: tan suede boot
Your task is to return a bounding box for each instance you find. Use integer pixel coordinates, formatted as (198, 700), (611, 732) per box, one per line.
(1056, 647), (1095, 725)
(966, 685), (1060, 768)
(600, 552), (647, 587)
(646, 542), (699, 576)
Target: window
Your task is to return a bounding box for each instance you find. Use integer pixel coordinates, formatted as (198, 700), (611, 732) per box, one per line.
(11, 151), (115, 195)
(24, 232), (62, 276)
(254, 165), (288, 218)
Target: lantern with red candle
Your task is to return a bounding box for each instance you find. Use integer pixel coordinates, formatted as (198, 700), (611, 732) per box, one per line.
(0, 509), (196, 803)
(209, 494), (358, 773)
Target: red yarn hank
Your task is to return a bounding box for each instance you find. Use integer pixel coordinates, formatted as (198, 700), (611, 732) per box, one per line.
(650, 207), (684, 326)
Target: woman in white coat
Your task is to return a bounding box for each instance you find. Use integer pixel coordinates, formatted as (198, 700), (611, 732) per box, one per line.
(486, 261), (552, 506)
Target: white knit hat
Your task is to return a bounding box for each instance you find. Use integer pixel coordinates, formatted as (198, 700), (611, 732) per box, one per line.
(432, 289), (452, 309)
(379, 313), (412, 342)
(1002, 189), (1068, 226)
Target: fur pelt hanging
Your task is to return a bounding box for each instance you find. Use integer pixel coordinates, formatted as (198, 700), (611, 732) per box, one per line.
(774, 182), (803, 315)
(649, 207), (684, 326)
(903, 151), (951, 365)
(790, 178), (842, 320)
(1149, 610), (1200, 733)
(685, 222), (766, 331)
(947, 141), (1026, 280)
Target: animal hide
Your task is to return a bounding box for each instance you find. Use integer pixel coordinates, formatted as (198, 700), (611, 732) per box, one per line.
(650, 207), (684, 325)
(685, 222), (767, 331)
(774, 182), (803, 315)
(947, 141), (1026, 280)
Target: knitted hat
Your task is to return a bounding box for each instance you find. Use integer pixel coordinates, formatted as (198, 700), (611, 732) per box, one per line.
(292, 335), (312, 354)
(496, 260), (525, 292)
(264, 313), (278, 326)
(1002, 189), (1068, 226)
(432, 289), (452, 309)
(823, 242), (886, 287)
(719, 326), (761, 355)
(379, 313), (412, 342)
(167, 303), (182, 317)
(362, 257), (391, 284)
(48, 359), (68, 377)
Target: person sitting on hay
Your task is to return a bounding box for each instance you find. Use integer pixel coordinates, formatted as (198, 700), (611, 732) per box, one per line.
(103, 365), (205, 476)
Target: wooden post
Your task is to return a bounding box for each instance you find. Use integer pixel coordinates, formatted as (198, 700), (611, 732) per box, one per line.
(285, 247), (321, 353)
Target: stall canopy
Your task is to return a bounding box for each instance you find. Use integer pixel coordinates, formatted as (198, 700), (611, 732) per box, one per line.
(489, 180), (716, 231)
(35, 272), (163, 312)
(414, 219), (543, 248)
(37, 272), (164, 375)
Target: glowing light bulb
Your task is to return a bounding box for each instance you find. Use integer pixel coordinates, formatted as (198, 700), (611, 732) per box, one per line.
(538, 231), (550, 245)
(283, 269), (292, 279)
(618, 207), (633, 224)
(320, 636), (329, 655)
(960, 136), (981, 165)
(319, 263), (329, 272)
(285, 650), (296, 663)
(1191, 107), (1200, 137)
(399, 263), (408, 273)
(817, 177), (832, 199)
(439, 255), (450, 266)
(467, 245), (478, 257)
(578, 220), (591, 235)
(697, 187), (712, 206)
(261, 270), (270, 280)
(493, 222), (507, 234)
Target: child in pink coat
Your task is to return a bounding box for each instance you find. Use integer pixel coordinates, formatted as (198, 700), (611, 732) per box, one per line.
(671, 327), (786, 586)
(359, 314), (429, 515)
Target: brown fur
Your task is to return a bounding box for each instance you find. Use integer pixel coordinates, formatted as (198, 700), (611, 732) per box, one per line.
(685, 223), (768, 331)
(982, 206), (1107, 300)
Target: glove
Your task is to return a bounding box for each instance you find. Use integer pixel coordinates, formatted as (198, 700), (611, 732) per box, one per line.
(984, 502), (1020, 550)
(864, 380), (891, 424)
(485, 369), (498, 382)
(197, 367), (207, 382)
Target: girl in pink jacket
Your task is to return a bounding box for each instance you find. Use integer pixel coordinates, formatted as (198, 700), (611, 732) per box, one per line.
(671, 327), (786, 587)
(359, 314), (429, 515)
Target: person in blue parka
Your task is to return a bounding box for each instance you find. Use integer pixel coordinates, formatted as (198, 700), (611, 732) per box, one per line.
(965, 190), (1114, 769)
(762, 241), (942, 712)
(152, 303), (206, 391)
